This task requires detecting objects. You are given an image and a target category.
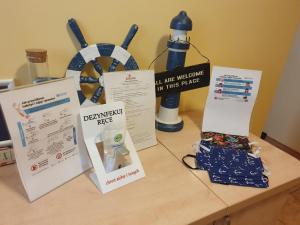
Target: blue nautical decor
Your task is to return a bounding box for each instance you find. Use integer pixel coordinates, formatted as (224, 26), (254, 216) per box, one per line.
(156, 11), (192, 132)
(196, 140), (269, 188)
(66, 18), (139, 106)
(182, 140), (269, 188)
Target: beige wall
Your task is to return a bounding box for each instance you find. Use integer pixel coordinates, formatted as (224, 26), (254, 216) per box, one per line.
(1, 0), (300, 136)
(265, 23), (300, 152)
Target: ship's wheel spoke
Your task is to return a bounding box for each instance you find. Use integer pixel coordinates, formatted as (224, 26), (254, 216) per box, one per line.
(91, 86), (104, 103)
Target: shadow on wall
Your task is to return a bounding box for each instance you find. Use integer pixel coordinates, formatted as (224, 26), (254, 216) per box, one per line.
(153, 35), (169, 73)
(154, 35), (169, 112)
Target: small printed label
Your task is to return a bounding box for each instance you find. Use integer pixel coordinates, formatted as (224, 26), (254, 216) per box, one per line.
(114, 133), (123, 143)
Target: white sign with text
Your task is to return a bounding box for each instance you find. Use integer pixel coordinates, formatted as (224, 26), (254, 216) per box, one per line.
(202, 66), (262, 136)
(80, 101), (145, 193)
(103, 70), (157, 150)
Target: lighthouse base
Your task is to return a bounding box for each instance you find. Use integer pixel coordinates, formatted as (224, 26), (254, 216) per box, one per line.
(155, 120), (184, 132)
(155, 106), (184, 132)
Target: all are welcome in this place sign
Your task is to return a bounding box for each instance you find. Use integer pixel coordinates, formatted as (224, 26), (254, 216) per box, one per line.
(154, 63), (210, 96)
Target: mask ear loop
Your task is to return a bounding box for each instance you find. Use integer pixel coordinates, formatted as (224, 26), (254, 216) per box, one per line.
(182, 154), (199, 170)
(248, 142), (261, 157)
(182, 139), (212, 169)
(192, 140), (201, 153)
(199, 144), (211, 152)
(262, 163), (271, 176)
(202, 137), (213, 141)
(196, 138), (212, 153)
(248, 142), (271, 176)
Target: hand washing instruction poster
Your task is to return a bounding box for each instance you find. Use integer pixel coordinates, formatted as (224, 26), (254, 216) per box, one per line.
(202, 66), (262, 136)
(0, 78), (91, 201)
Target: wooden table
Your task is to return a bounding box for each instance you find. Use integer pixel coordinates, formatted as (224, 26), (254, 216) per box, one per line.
(0, 143), (226, 225)
(157, 112), (300, 225)
(1, 111), (299, 225)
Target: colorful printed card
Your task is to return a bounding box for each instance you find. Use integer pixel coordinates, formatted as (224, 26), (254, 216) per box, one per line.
(0, 78), (92, 201)
(201, 132), (250, 151)
(202, 66), (262, 136)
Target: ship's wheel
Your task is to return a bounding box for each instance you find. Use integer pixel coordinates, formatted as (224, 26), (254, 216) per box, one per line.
(66, 18), (139, 106)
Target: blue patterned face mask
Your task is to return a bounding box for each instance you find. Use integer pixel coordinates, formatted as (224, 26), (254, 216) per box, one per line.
(182, 140), (269, 188)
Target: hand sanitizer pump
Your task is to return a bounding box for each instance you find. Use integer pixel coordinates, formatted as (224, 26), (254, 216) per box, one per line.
(156, 11), (192, 132)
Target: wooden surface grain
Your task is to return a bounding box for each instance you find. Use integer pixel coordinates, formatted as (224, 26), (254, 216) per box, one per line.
(2, 111), (299, 225)
(156, 111), (300, 214)
(0, 143), (226, 225)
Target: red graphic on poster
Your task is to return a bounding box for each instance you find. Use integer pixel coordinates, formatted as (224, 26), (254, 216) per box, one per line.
(56, 153), (62, 159)
(31, 164), (38, 171)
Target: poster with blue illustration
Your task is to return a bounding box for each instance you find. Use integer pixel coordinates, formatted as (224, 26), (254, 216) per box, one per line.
(0, 78), (91, 201)
(202, 66), (262, 136)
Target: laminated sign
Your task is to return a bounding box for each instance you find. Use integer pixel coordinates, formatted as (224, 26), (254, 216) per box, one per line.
(0, 78), (92, 201)
(202, 66), (262, 136)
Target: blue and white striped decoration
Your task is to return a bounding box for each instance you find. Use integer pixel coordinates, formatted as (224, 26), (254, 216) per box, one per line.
(66, 43), (138, 106)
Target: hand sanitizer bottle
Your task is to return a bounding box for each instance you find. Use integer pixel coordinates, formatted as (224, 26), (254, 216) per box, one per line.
(102, 122), (129, 173)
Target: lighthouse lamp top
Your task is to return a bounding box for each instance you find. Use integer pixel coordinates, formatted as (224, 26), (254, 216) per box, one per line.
(170, 11), (192, 31)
